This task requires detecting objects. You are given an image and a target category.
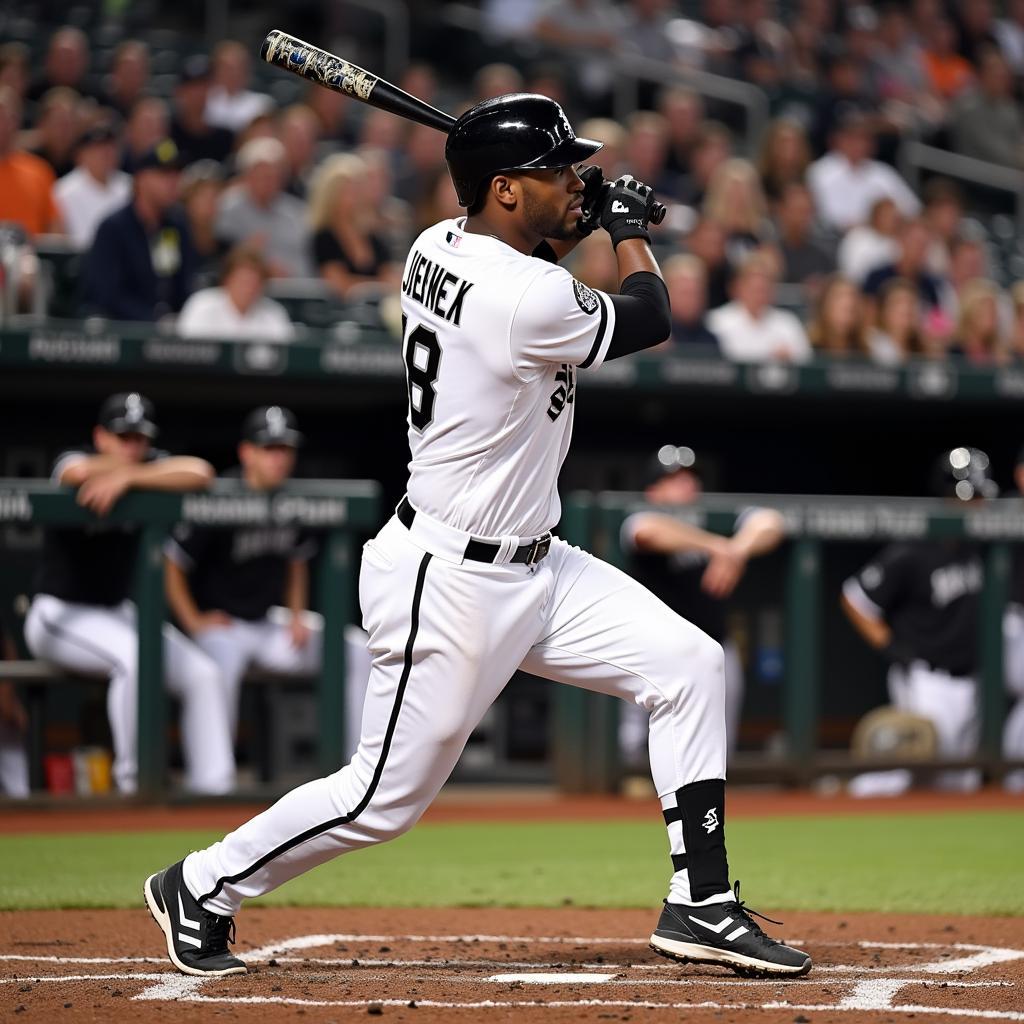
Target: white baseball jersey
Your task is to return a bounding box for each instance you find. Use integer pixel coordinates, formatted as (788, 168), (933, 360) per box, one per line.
(400, 218), (616, 538)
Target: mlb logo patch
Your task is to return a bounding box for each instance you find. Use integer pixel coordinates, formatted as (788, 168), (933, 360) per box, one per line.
(445, 231), (462, 248)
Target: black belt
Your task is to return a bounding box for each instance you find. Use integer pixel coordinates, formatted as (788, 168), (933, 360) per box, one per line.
(397, 497), (552, 566)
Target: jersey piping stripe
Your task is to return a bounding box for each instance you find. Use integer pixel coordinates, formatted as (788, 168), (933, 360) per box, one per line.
(196, 551), (433, 907)
(579, 292), (608, 369)
(36, 611), (130, 677)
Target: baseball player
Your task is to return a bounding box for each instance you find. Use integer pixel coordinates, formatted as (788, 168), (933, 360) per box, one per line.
(0, 619), (29, 798)
(841, 447), (993, 797)
(145, 94), (810, 980)
(619, 445), (786, 768)
(23, 393), (235, 794)
(1001, 445), (1024, 793)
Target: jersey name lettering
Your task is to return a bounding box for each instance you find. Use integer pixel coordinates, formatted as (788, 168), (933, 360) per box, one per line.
(401, 249), (474, 326)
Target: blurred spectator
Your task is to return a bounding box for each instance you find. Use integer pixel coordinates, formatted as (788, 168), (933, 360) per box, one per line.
(774, 181), (835, 291)
(394, 122), (447, 204)
(0, 625), (29, 799)
(863, 219), (943, 311)
(0, 43), (30, 105)
(206, 40), (274, 134)
(399, 64), (440, 109)
(359, 146), (413, 258)
(1010, 281), (1024, 359)
(807, 110), (920, 232)
(570, 231), (619, 293)
(473, 62), (525, 103)
(278, 105), (321, 199)
(837, 196), (901, 285)
(811, 51), (875, 154)
(55, 122), (132, 249)
(679, 121), (733, 206)
(413, 165), (463, 235)
(757, 118), (811, 203)
(921, 179), (965, 277)
(358, 108), (406, 155)
(27, 27), (98, 105)
(955, 0), (999, 64)
(657, 87), (704, 177)
(171, 56), (234, 167)
(483, 0), (545, 41)
(731, 0), (791, 88)
(868, 4), (929, 105)
(526, 63), (572, 113)
(995, 0), (1024, 73)
(123, 97), (170, 174)
(0, 87), (62, 236)
(664, 254), (720, 350)
(948, 279), (1006, 365)
(177, 245), (295, 342)
(921, 16), (975, 99)
(533, 2), (620, 106)
(685, 217), (731, 308)
(216, 137), (311, 278)
(303, 83), (355, 146)
(702, 158), (771, 267)
(577, 118), (627, 179)
(939, 234), (996, 327)
(625, 111), (682, 199)
(621, 0), (678, 64)
(180, 160), (226, 285)
(865, 277), (928, 365)
(83, 139), (196, 321)
(807, 275), (868, 357)
(309, 154), (399, 299)
(102, 41), (150, 119)
(29, 87), (80, 179)
(949, 48), (1024, 169)
(708, 251), (812, 362)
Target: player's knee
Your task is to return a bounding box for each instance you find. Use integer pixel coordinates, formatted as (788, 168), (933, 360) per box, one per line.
(654, 628), (725, 707)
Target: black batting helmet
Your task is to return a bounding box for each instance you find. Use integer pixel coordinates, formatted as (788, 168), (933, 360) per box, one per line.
(930, 446), (998, 501)
(445, 93), (602, 208)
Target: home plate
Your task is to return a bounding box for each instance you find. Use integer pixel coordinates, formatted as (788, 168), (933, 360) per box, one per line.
(487, 973), (618, 984)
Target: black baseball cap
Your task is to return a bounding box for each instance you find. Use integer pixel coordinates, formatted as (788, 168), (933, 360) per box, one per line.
(76, 121), (119, 150)
(242, 406), (303, 448)
(98, 392), (158, 438)
(135, 138), (184, 173)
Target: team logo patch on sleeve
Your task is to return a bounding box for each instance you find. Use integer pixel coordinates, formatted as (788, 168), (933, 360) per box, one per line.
(572, 279), (600, 315)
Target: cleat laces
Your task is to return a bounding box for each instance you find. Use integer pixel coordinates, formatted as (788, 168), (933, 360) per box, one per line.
(726, 880), (784, 939)
(203, 912), (236, 953)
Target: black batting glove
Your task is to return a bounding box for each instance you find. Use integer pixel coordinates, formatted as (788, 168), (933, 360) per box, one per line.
(576, 165), (608, 239)
(599, 174), (658, 248)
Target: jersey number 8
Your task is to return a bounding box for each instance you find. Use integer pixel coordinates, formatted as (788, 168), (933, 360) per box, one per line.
(402, 319), (442, 431)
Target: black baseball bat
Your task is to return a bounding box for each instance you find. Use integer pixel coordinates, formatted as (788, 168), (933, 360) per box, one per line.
(259, 29), (667, 226)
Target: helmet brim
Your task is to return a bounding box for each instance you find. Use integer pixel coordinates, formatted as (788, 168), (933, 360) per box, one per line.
(513, 136), (603, 171)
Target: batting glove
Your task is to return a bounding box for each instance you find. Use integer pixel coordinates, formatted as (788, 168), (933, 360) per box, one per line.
(599, 174), (658, 248)
(576, 165), (609, 239)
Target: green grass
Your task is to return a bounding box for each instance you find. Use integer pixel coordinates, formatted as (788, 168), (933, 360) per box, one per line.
(1, 811), (1021, 915)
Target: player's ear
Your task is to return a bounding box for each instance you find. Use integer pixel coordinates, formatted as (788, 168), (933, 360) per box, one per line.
(491, 174), (518, 211)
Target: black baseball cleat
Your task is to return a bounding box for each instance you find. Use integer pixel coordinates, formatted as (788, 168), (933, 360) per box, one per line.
(650, 881), (811, 978)
(144, 859), (247, 977)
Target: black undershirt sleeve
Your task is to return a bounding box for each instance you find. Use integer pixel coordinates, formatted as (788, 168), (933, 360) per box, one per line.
(606, 271), (672, 360)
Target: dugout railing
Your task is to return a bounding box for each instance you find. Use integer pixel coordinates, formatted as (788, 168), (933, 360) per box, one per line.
(0, 478), (381, 795)
(555, 491), (1023, 792)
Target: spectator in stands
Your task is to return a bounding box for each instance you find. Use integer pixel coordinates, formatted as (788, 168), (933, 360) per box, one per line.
(838, 196), (901, 286)
(658, 87), (704, 177)
(102, 41), (150, 120)
(55, 121), (132, 250)
(921, 15), (975, 99)
(1010, 281), (1024, 359)
(309, 153), (399, 299)
(0, 622), (29, 799)
(278, 105), (321, 199)
(625, 111), (682, 200)
(303, 82), (356, 147)
(578, 118), (627, 179)
(394, 122), (447, 204)
(180, 161), (226, 287)
(216, 137), (311, 278)
(756, 118), (811, 203)
(27, 27), (98, 105)
(533, 3), (620, 107)
(473, 62), (526, 103)
(810, 50), (875, 154)
(83, 139), (196, 321)
(679, 121), (733, 207)
(206, 40), (273, 134)
(949, 48), (1024, 170)
(708, 251), (812, 362)
(123, 97), (170, 174)
(868, 4), (930, 106)
(996, 0), (1024, 73)
(922, 179), (965, 278)
(621, 0), (678, 64)
(0, 87), (62, 236)
(413, 165), (463, 236)
(702, 158), (772, 268)
(807, 275), (868, 357)
(774, 181), (835, 294)
(807, 109), (920, 232)
(948, 279), (1006, 365)
(863, 219), (943, 312)
(865, 277), (929, 365)
(956, 0), (999, 64)
(177, 245), (294, 342)
(665, 254), (720, 351)
(0, 43), (30, 105)
(685, 216), (731, 309)
(29, 87), (79, 179)
(170, 56), (234, 168)
(570, 230), (620, 293)
(359, 146), (413, 258)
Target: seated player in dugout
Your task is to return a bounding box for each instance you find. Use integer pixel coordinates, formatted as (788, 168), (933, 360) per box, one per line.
(23, 393), (235, 794)
(163, 407), (323, 737)
(1000, 445), (1024, 793)
(840, 447), (994, 797)
(145, 93), (811, 982)
(619, 446), (786, 772)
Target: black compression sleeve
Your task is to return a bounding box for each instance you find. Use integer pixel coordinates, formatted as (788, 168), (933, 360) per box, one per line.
(606, 271), (672, 360)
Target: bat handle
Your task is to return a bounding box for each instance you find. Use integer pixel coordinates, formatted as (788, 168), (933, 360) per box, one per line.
(650, 201), (667, 226)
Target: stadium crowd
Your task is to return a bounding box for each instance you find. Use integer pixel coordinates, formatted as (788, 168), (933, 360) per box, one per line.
(1, 4), (1024, 362)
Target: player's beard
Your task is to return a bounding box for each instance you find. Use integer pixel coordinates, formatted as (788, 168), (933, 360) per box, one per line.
(522, 187), (576, 241)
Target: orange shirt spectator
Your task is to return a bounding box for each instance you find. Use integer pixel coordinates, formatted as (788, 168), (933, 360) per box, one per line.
(922, 18), (975, 99)
(0, 85), (61, 236)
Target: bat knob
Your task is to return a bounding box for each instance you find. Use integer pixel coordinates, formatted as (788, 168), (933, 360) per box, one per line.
(650, 201), (667, 226)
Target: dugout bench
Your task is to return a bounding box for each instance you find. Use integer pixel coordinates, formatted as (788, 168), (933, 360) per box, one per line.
(0, 478), (381, 796)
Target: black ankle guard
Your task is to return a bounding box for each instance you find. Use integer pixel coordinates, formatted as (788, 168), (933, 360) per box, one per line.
(675, 779), (729, 900)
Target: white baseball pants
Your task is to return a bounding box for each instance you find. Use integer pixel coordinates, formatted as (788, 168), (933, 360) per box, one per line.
(0, 722), (28, 798)
(24, 595), (235, 794)
(1002, 605), (1024, 793)
(184, 513), (727, 916)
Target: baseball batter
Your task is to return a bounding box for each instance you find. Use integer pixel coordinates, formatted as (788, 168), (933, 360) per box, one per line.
(145, 94), (810, 980)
